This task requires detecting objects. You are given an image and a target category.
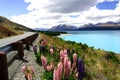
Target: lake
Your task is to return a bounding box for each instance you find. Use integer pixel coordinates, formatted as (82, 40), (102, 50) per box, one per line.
(59, 30), (120, 54)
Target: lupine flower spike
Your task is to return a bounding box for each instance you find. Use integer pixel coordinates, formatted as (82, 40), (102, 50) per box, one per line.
(41, 55), (47, 70)
(78, 58), (84, 80)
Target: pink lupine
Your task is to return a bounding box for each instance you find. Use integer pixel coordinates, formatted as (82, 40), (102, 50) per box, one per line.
(50, 48), (54, 55)
(22, 65), (26, 73)
(60, 49), (64, 57)
(41, 55), (47, 70)
(63, 54), (68, 59)
(47, 65), (51, 71)
(50, 61), (55, 70)
(60, 56), (64, 63)
(72, 53), (77, 72)
(58, 62), (63, 80)
(53, 68), (59, 80)
(73, 53), (77, 62)
(67, 61), (71, 76)
(63, 49), (67, 55)
(64, 56), (68, 78)
(27, 73), (32, 80)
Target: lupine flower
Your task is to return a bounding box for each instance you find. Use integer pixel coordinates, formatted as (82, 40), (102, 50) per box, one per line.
(27, 73), (32, 80)
(73, 53), (77, 62)
(50, 48), (54, 55)
(72, 53), (77, 72)
(78, 58), (84, 80)
(22, 65), (35, 80)
(60, 56), (64, 63)
(64, 56), (69, 78)
(63, 54), (68, 59)
(22, 65), (26, 73)
(58, 62), (63, 80)
(47, 65), (51, 71)
(67, 61), (71, 76)
(50, 61), (55, 70)
(33, 45), (37, 54)
(60, 49), (64, 57)
(41, 55), (47, 70)
(53, 68), (59, 80)
(72, 62), (76, 72)
(64, 49), (67, 55)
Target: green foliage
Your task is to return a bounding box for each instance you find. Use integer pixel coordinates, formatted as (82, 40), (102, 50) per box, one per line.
(35, 52), (41, 65)
(42, 71), (53, 80)
(105, 51), (120, 64)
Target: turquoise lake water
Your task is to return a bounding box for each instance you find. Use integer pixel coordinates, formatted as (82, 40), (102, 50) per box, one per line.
(59, 31), (120, 54)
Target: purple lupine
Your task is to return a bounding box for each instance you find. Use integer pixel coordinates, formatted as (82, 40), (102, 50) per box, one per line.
(78, 58), (84, 80)
(33, 45), (37, 54)
(39, 45), (46, 53)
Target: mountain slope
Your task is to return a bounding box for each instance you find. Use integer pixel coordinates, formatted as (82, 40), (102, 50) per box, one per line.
(0, 16), (33, 38)
(49, 22), (120, 31)
(77, 22), (120, 30)
(49, 24), (77, 31)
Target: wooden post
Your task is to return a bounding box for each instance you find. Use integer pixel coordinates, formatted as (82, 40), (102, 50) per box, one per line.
(28, 37), (33, 46)
(12, 41), (24, 59)
(0, 52), (8, 80)
(17, 41), (24, 59)
(22, 38), (30, 50)
(26, 38), (30, 50)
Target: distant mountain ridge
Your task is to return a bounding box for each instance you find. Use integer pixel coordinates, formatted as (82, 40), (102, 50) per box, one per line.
(49, 21), (120, 31)
(49, 24), (77, 31)
(33, 28), (48, 31)
(0, 16), (33, 38)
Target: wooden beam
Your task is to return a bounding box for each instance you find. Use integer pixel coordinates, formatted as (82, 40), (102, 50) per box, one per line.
(0, 52), (8, 80)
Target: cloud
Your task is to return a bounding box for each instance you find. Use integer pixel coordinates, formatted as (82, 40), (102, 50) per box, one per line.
(10, 0), (120, 29)
(45, 0), (97, 13)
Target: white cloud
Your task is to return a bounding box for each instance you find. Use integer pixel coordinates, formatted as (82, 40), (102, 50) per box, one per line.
(10, 0), (120, 29)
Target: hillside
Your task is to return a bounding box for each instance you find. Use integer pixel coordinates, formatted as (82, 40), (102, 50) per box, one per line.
(35, 33), (120, 80)
(0, 16), (33, 38)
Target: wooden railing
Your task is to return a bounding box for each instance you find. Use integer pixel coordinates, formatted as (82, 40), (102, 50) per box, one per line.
(0, 32), (38, 80)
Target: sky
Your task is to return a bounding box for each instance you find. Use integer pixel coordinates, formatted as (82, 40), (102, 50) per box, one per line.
(0, 0), (120, 29)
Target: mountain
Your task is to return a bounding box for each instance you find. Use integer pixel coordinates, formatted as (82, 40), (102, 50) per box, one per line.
(49, 21), (120, 31)
(95, 21), (120, 27)
(33, 28), (48, 31)
(49, 24), (77, 31)
(77, 22), (120, 30)
(0, 16), (33, 38)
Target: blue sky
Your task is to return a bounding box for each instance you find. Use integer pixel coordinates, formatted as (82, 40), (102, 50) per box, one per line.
(0, 0), (120, 29)
(0, 0), (29, 17)
(97, 0), (119, 10)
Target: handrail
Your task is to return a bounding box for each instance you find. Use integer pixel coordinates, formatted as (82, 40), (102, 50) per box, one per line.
(0, 32), (35, 48)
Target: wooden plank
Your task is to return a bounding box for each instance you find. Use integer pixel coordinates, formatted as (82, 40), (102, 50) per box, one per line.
(0, 52), (8, 80)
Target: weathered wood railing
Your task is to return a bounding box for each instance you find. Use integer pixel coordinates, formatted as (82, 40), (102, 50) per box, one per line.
(0, 32), (38, 80)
